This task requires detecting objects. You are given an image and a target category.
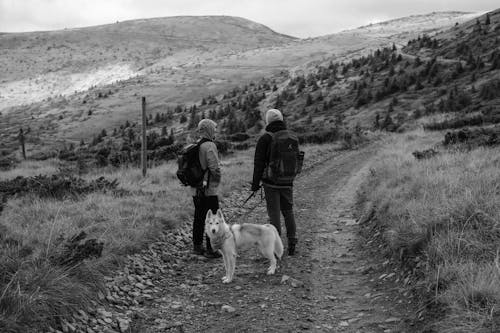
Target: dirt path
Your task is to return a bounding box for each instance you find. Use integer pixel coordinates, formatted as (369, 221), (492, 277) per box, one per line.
(66, 145), (418, 333)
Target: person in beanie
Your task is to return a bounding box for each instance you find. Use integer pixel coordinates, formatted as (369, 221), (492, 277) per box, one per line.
(251, 109), (298, 255)
(191, 119), (222, 258)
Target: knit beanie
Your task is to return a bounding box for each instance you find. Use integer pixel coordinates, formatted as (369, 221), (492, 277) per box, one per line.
(265, 109), (283, 125)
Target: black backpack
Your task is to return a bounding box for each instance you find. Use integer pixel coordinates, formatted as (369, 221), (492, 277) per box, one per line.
(264, 130), (305, 185)
(176, 138), (211, 187)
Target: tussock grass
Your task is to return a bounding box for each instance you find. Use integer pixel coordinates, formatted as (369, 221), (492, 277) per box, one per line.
(0, 161), (189, 330)
(358, 130), (500, 331)
(0, 254), (98, 332)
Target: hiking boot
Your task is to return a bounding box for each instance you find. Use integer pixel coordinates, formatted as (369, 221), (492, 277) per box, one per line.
(193, 244), (205, 256)
(288, 243), (296, 256)
(204, 250), (222, 259)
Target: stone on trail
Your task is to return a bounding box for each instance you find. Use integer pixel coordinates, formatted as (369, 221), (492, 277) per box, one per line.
(342, 218), (358, 226)
(385, 317), (401, 323)
(280, 275), (290, 284)
(97, 309), (113, 318)
(221, 305), (236, 313)
(339, 321), (349, 327)
(117, 319), (129, 333)
(290, 277), (304, 288)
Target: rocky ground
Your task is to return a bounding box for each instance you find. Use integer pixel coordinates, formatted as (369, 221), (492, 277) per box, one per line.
(48, 144), (424, 333)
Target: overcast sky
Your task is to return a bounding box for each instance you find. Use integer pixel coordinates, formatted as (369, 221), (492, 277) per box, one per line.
(0, 0), (497, 37)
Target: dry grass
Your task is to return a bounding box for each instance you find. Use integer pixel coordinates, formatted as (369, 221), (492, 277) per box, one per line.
(0, 159), (61, 180)
(358, 129), (500, 331)
(0, 142), (340, 331)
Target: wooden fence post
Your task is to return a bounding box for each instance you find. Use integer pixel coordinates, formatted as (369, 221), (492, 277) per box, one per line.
(19, 128), (26, 160)
(141, 97), (147, 177)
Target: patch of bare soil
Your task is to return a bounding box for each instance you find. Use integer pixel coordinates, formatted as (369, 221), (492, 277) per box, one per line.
(57, 145), (420, 333)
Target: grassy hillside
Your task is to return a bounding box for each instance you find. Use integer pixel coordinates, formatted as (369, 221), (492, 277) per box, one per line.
(0, 12), (475, 161)
(3, 8), (496, 175)
(355, 9), (500, 332)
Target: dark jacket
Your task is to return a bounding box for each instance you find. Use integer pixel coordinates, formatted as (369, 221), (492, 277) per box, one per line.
(251, 120), (292, 190)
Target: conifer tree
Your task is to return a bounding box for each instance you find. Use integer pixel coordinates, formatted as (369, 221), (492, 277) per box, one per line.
(305, 94), (313, 106)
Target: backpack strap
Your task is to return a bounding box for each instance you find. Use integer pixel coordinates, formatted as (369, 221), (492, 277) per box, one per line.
(265, 131), (274, 160)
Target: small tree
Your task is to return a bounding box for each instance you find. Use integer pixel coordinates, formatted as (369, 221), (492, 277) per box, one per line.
(381, 113), (394, 130)
(374, 114), (380, 129)
(305, 94), (313, 106)
(169, 128), (175, 142)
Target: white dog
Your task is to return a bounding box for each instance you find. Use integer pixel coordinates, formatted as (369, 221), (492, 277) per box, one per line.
(205, 209), (284, 283)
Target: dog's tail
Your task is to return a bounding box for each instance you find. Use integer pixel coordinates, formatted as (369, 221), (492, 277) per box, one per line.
(270, 225), (284, 260)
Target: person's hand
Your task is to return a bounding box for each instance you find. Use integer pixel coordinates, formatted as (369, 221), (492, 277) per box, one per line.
(202, 180), (208, 190)
(250, 183), (261, 192)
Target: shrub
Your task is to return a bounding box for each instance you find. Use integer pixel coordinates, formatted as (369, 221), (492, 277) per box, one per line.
(0, 174), (120, 200)
(423, 114), (500, 131)
(298, 129), (340, 144)
(227, 132), (250, 142)
(479, 80), (500, 100)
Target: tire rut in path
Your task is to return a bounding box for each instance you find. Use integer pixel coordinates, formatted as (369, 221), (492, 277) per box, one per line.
(301, 148), (417, 332)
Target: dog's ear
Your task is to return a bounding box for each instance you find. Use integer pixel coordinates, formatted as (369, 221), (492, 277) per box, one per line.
(216, 209), (225, 222)
(206, 210), (213, 219)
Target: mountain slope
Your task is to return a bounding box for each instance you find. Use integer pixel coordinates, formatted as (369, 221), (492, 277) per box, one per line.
(0, 15), (295, 83)
(0, 11), (488, 157)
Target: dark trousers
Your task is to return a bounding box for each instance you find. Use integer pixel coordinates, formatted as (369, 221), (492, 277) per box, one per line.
(263, 185), (297, 244)
(192, 195), (219, 251)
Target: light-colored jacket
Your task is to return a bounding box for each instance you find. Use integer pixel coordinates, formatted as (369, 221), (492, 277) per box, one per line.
(191, 120), (221, 196)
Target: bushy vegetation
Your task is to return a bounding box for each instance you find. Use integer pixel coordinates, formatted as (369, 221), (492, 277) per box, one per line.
(357, 131), (500, 332)
(0, 174), (120, 200)
(424, 112), (500, 131)
(443, 127), (500, 148)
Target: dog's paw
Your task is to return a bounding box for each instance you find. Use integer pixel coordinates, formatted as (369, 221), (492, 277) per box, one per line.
(267, 268), (276, 275)
(222, 276), (232, 283)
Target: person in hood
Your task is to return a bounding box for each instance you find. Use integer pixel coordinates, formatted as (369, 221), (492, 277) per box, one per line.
(191, 119), (222, 258)
(251, 109), (298, 255)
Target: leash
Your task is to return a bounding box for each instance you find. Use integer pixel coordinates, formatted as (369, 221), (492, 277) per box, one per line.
(222, 148), (336, 224)
(224, 187), (264, 224)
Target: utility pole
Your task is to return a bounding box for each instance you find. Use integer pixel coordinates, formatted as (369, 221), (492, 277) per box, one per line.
(19, 128), (26, 160)
(141, 97), (147, 177)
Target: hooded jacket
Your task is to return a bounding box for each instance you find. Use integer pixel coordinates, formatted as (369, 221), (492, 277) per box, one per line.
(251, 120), (292, 190)
(191, 119), (221, 196)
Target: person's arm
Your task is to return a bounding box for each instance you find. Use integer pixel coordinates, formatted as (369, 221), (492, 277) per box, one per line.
(251, 134), (269, 191)
(205, 142), (221, 185)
